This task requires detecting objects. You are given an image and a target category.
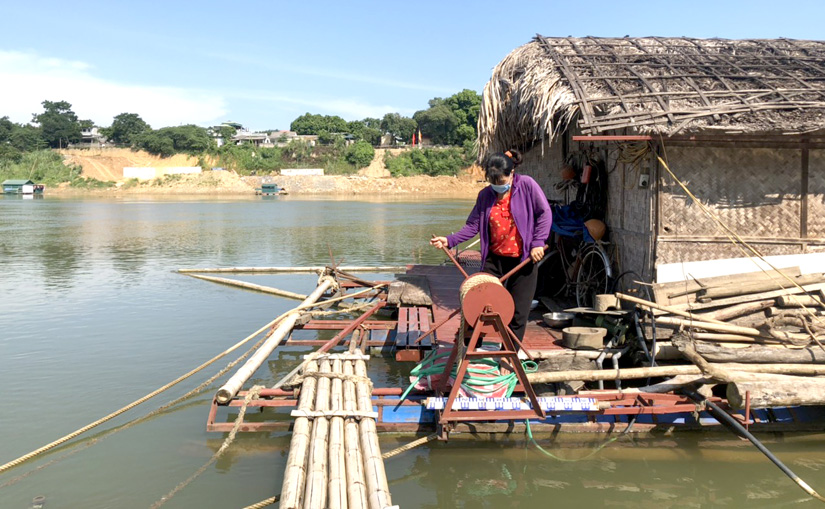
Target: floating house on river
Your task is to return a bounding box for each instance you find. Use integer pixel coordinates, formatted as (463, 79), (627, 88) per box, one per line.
(2, 179), (44, 194)
(477, 36), (825, 282)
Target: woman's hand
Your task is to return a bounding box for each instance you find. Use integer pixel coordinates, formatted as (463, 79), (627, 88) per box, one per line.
(530, 246), (545, 263)
(430, 236), (448, 249)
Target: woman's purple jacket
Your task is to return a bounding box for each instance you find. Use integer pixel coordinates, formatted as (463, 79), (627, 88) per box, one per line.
(446, 173), (553, 263)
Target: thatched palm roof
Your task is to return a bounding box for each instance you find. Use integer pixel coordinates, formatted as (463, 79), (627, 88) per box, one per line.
(479, 36), (825, 154)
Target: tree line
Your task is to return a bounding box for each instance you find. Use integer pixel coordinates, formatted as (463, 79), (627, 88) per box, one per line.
(289, 88), (481, 148)
(1, 89), (481, 181)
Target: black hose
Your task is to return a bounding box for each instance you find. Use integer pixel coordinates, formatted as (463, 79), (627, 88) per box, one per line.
(683, 390), (825, 503)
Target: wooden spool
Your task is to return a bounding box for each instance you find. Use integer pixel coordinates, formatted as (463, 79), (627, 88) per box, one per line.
(458, 273), (514, 326)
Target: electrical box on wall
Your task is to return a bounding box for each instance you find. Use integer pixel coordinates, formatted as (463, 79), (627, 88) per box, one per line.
(639, 174), (650, 188)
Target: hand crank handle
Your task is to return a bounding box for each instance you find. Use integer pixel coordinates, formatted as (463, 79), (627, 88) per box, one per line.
(432, 235), (470, 279)
(499, 245), (550, 283)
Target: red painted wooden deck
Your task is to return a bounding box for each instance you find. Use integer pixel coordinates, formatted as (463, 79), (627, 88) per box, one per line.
(405, 264), (565, 353)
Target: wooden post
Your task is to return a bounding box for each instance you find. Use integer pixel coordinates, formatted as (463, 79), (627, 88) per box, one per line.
(728, 375), (825, 409)
(652, 316), (762, 336)
(280, 361), (319, 509)
(526, 362), (825, 384)
(615, 292), (729, 325)
(216, 278), (334, 403)
(178, 265), (407, 274)
(186, 273), (309, 301)
(696, 299), (775, 322)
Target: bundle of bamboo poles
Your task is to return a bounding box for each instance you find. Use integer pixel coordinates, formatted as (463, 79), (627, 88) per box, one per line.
(279, 346), (393, 509)
(636, 267), (825, 345)
(604, 269), (825, 410)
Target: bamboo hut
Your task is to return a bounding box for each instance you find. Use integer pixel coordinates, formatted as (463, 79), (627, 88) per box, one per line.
(478, 36), (825, 281)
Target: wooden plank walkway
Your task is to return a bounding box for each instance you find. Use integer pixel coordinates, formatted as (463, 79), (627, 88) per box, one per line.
(405, 264), (564, 354)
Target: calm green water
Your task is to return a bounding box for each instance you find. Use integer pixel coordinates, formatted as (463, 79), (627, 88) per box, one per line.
(2, 195), (825, 508)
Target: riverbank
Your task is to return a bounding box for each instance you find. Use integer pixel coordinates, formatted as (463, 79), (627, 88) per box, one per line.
(44, 147), (487, 196)
(45, 170), (487, 196)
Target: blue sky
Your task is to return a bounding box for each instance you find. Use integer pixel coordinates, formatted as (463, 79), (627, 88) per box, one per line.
(1, 0), (822, 131)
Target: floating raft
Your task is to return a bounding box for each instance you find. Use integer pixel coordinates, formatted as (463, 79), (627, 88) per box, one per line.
(279, 351), (394, 509)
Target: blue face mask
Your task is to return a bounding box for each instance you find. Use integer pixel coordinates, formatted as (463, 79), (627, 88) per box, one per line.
(490, 183), (511, 194)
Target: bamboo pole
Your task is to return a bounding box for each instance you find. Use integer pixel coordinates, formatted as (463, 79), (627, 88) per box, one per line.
(304, 359), (331, 509)
(216, 278), (334, 403)
(186, 273), (309, 301)
(328, 358), (347, 509)
(699, 273), (825, 300)
(696, 299), (775, 322)
(280, 361), (319, 509)
(178, 266), (407, 274)
(526, 362), (825, 384)
(343, 360), (368, 509)
(653, 316), (762, 336)
(354, 359), (392, 509)
(615, 292), (729, 325)
(777, 294), (825, 307)
(670, 283), (825, 312)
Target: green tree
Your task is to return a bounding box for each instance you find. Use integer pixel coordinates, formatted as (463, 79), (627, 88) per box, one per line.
(290, 113), (347, 135)
(133, 125), (211, 156)
(413, 104), (459, 145)
(345, 140), (375, 168)
(380, 113), (417, 143)
(444, 89), (482, 133)
(347, 120), (382, 145)
(33, 100), (82, 148)
(102, 113), (151, 145)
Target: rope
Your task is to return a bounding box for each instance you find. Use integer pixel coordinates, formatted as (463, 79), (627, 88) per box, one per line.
(0, 317), (283, 475)
(381, 433), (438, 459)
(459, 273), (503, 304)
(304, 301), (373, 318)
(0, 334), (271, 488)
(317, 273), (340, 293)
(242, 496), (279, 509)
(239, 433), (438, 509)
(0, 282), (387, 475)
(151, 386), (264, 509)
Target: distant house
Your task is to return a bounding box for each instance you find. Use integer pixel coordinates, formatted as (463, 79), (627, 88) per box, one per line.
(268, 130), (299, 146)
(232, 131), (270, 147)
(78, 127), (106, 147)
(3, 179), (44, 194)
(380, 133), (406, 147)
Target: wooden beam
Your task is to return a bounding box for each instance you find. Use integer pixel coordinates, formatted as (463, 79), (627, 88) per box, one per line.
(801, 142), (810, 239)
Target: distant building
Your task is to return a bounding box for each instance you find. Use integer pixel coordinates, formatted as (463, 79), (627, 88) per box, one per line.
(232, 131), (270, 147)
(77, 127), (106, 147)
(3, 179), (44, 194)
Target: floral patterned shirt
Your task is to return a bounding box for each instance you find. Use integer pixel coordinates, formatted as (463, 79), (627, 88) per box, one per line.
(489, 192), (523, 257)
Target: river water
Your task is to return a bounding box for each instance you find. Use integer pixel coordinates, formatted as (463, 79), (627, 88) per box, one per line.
(2, 195), (825, 508)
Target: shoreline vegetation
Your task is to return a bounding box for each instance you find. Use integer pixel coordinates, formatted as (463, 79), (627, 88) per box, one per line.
(14, 146), (487, 196)
(2, 90), (486, 196)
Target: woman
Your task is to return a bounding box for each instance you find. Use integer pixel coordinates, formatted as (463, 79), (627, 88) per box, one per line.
(430, 149), (552, 341)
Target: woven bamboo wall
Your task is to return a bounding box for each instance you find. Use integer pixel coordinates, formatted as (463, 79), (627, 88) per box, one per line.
(654, 145), (822, 267)
(810, 149), (825, 238)
(606, 149), (655, 280)
(519, 142), (565, 200)
(660, 147), (801, 237)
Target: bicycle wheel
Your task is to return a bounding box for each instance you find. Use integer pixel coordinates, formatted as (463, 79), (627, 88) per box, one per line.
(575, 245), (612, 308)
(611, 270), (651, 310)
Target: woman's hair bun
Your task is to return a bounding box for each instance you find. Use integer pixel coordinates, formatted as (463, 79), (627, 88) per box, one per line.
(505, 149), (523, 166)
